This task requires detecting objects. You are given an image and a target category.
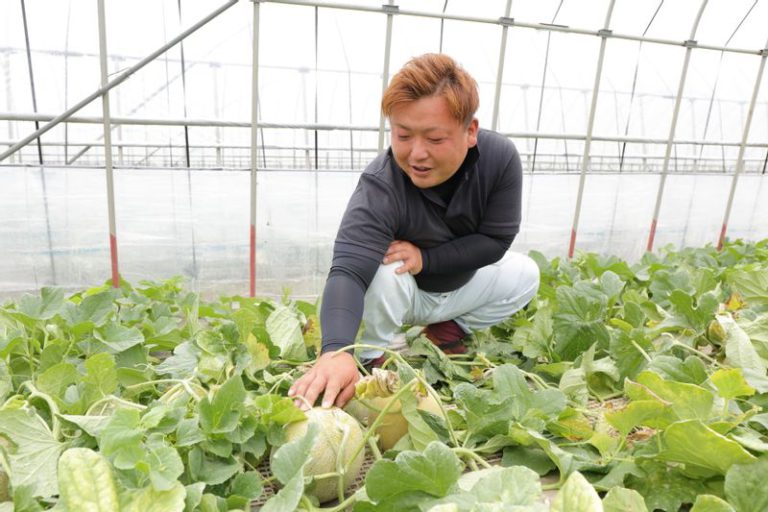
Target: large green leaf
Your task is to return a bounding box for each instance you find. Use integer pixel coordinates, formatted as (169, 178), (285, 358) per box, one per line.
(95, 323), (145, 353)
(15, 287), (65, 321)
(463, 466), (542, 506)
(57, 448), (119, 512)
(365, 442), (462, 503)
(724, 455), (768, 512)
(269, 422), (317, 485)
(727, 269), (768, 306)
(550, 471), (602, 512)
(0, 409), (67, 498)
(690, 495), (736, 512)
(265, 303), (307, 361)
(657, 420), (756, 476)
(553, 285), (611, 361)
(198, 375), (246, 434)
(625, 371), (714, 426)
(602, 487), (648, 512)
(122, 481), (186, 512)
(717, 315), (766, 373)
(260, 472), (304, 512)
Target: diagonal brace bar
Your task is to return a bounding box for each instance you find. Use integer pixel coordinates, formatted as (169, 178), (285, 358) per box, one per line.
(0, 0), (238, 163)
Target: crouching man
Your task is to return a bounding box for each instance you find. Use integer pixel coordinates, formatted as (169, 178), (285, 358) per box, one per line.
(290, 53), (540, 409)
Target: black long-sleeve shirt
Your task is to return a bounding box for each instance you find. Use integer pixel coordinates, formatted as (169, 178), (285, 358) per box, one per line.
(321, 129), (522, 353)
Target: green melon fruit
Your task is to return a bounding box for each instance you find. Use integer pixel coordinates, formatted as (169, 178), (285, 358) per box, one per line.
(353, 392), (444, 451)
(281, 407), (365, 503)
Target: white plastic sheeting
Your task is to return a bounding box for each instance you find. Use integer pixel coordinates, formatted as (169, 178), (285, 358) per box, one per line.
(2, 165), (766, 298)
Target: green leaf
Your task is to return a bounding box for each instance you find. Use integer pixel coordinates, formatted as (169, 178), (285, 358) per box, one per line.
(501, 446), (557, 476)
(199, 375), (245, 434)
(81, 352), (119, 409)
(122, 481), (186, 512)
(510, 302), (554, 359)
(627, 371), (714, 425)
(667, 290), (719, 332)
(36, 362), (79, 404)
(265, 303), (308, 361)
(0, 360), (11, 403)
(269, 422), (317, 485)
(16, 287), (65, 321)
(453, 384), (514, 439)
(718, 315), (767, 373)
(626, 463), (707, 512)
(727, 269), (768, 306)
(647, 355), (708, 385)
(463, 466), (542, 505)
(99, 409), (145, 469)
(60, 291), (114, 327)
(252, 394), (306, 426)
(724, 455), (768, 512)
(711, 368), (756, 400)
(602, 487), (648, 512)
(690, 495), (736, 512)
(58, 448), (119, 512)
(550, 471), (602, 512)
(400, 388), (440, 451)
(605, 400), (668, 436)
(229, 471), (263, 501)
(144, 441), (184, 491)
(658, 420), (756, 476)
(95, 323), (145, 353)
(260, 472), (304, 512)
(0, 409), (67, 498)
(553, 285), (611, 361)
(365, 442), (462, 502)
(155, 342), (200, 378)
(187, 448), (242, 486)
(184, 482), (206, 512)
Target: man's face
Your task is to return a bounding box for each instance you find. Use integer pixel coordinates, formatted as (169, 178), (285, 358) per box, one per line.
(389, 95), (478, 189)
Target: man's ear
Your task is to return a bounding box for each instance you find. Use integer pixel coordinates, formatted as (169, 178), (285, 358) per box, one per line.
(466, 118), (479, 147)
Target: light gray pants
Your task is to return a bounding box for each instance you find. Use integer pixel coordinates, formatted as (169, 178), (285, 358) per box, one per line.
(360, 251), (540, 359)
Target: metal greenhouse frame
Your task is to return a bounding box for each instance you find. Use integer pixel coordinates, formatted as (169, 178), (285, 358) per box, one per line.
(1, 0), (767, 297)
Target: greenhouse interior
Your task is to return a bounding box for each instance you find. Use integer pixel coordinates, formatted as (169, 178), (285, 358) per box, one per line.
(1, 0), (768, 510)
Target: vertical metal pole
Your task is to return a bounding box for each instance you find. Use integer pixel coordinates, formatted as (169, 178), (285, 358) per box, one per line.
(177, 0), (192, 167)
(213, 63), (223, 166)
(97, 0), (120, 287)
(249, 0), (261, 297)
(20, 0), (43, 164)
(718, 39), (768, 249)
(491, 0), (513, 131)
(646, 0), (708, 252)
(177, 0), (198, 280)
(568, 0), (615, 258)
(378, 1), (395, 152)
(21, 0), (57, 283)
(3, 54), (15, 162)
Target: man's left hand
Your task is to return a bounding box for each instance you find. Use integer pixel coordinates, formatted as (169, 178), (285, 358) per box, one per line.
(383, 240), (423, 275)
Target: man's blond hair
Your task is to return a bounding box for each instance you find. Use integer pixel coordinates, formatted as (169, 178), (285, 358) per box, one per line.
(381, 53), (479, 126)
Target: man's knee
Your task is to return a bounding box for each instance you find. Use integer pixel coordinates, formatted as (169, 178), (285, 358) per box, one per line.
(365, 262), (416, 300)
(498, 252), (540, 305)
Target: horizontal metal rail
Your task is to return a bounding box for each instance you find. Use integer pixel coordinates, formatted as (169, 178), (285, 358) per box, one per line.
(2, 112), (767, 149)
(1, 46), (762, 106)
(264, 0), (766, 56)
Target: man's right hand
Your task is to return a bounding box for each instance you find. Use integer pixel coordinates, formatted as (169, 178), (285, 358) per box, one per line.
(288, 351), (360, 410)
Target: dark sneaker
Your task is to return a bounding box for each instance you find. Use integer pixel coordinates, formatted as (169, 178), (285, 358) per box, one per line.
(422, 319), (468, 355)
(363, 353), (388, 370)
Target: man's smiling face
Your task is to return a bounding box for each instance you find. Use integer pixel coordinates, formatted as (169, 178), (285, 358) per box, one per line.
(389, 95), (478, 189)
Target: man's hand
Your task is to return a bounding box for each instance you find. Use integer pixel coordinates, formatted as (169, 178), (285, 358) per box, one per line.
(288, 351), (359, 410)
(383, 240), (423, 275)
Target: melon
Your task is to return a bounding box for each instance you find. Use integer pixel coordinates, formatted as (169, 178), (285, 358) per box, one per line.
(280, 407), (365, 503)
(348, 369), (446, 451)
